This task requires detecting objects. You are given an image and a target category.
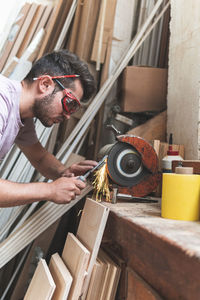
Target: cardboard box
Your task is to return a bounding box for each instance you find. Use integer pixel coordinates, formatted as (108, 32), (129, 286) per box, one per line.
(121, 66), (168, 112)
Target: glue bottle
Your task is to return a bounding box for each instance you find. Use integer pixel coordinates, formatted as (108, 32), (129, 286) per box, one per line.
(161, 134), (183, 173)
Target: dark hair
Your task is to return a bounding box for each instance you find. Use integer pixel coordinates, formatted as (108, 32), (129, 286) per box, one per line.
(24, 49), (96, 102)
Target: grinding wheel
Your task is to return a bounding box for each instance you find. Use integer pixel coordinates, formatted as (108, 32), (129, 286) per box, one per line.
(107, 141), (150, 187)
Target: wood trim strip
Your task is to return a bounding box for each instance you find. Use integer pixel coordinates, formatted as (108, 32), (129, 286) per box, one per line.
(0, 185), (93, 268)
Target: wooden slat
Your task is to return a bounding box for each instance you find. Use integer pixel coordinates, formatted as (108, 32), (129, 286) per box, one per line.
(49, 252), (73, 300)
(86, 260), (106, 300)
(127, 111), (167, 142)
(98, 249), (121, 300)
(68, 0), (101, 61)
(0, 3), (31, 72)
(91, 0), (117, 66)
(4, 3), (38, 68)
(10, 219), (60, 300)
(54, 0), (77, 51)
(17, 4), (46, 58)
(50, 0), (73, 51)
(62, 233), (90, 300)
(24, 259), (55, 300)
(33, 4), (53, 40)
(0, 185), (93, 268)
(67, 0), (83, 52)
(37, 0), (64, 58)
(76, 198), (110, 300)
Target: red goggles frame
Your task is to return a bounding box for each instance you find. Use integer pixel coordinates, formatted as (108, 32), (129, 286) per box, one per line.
(33, 74), (81, 115)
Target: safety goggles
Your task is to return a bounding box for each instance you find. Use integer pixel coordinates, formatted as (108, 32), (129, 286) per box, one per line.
(33, 75), (81, 115)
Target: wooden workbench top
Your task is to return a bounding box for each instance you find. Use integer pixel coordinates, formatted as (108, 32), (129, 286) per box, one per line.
(103, 201), (200, 258)
(102, 200), (200, 300)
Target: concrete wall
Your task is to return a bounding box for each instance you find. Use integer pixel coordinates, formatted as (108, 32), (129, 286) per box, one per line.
(167, 0), (200, 159)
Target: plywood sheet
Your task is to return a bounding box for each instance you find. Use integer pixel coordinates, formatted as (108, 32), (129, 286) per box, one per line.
(0, 3), (31, 72)
(62, 232), (90, 300)
(5, 3), (38, 67)
(86, 259), (106, 300)
(17, 4), (46, 58)
(98, 249), (121, 300)
(91, 0), (117, 64)
(49, 253), (73, 300)
(10, 219), (60, 300)
(76, 198), (110, 299)
(24, 259), (55, 300)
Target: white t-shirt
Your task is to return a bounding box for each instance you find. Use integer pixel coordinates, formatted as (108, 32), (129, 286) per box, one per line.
(0, 74), (38, 161)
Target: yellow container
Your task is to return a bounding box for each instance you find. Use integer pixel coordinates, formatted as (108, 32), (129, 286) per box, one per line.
(161, 173), (200, 221)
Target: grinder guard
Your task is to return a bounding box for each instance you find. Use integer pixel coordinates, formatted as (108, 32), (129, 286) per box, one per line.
(100, 135), (161, 197)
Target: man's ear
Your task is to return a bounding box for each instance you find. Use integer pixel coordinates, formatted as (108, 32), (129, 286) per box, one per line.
(37, 75), (55, 94)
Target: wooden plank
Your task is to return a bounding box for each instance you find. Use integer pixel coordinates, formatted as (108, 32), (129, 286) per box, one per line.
(10, 219), (60, 300)
(24, 259), (55, 300)
(76, 198), (110, 299)
(91, 0), (117, 65)
(50, 0), (74, 51)
(101, 244), (127, 300)
(33, 4), (53, 39)
(62, 233), (90, 300)
(0, 185), (93, 268)
(98, 249), (121, 300)
(86, 259), (106, 300)
(17, 4), (46, 58)
(1, 57), (19, 77)
(0, 3), (31, 72)
(71, 0), (101, 61)
(126, 111), (167, 142)
(4, 3), (38, 68)
(54, 0), (77, 51)
(67, 0), (83, 52)
(49, 252), (73, 300)
(37, 0), (64, 58)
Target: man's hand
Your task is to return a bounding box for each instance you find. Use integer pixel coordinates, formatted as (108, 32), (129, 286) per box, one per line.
(49, 177), (86, 204)
(61, 160), (98, 177)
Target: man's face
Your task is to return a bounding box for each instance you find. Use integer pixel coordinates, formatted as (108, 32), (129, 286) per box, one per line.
(33, 79), (83, 127)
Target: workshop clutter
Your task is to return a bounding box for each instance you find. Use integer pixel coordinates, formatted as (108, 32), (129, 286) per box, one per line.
(0, 0), (171, 298)
(23, 198), (121, 300)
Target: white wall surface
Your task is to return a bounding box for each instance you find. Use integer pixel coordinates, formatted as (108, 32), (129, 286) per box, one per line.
(167, 0), (200, 159)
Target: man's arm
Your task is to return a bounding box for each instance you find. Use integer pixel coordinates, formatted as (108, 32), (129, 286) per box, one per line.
(0, 139), (90, 207)
(18, 141), (66, 180)
(0, 177), (85, 207)
(17, 141), (97, 180)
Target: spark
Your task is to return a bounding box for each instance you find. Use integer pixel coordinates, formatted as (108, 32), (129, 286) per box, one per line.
(92, 160), (111, 202)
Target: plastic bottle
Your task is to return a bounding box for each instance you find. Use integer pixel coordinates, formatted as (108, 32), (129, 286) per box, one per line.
(162, 134), (183, 173)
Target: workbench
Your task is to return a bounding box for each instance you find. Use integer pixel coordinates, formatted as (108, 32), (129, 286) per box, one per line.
(102, 200), (200, 300)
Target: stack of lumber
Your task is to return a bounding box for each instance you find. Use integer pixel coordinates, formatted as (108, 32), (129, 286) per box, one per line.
(22, 198), (113, 300)
(86, 249), (121, 300)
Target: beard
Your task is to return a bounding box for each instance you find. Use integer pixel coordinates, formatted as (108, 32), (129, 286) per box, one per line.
(33, 93), (59, 127)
